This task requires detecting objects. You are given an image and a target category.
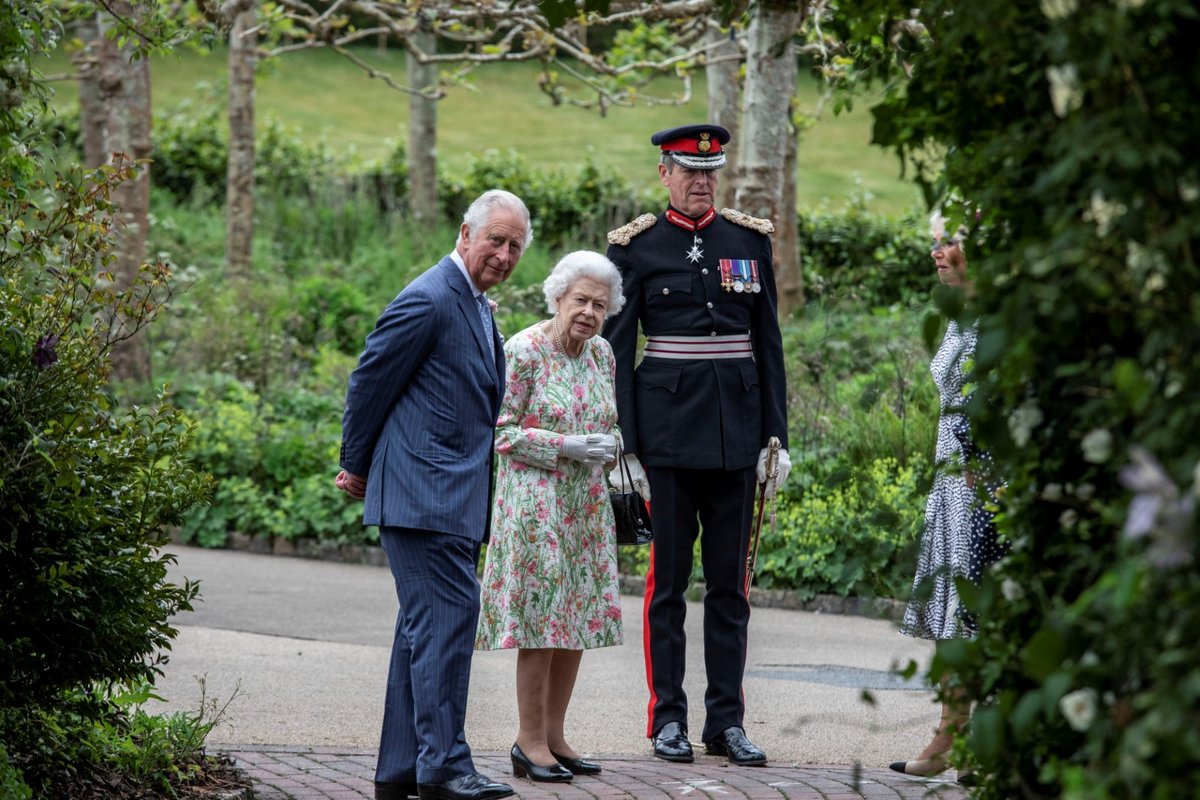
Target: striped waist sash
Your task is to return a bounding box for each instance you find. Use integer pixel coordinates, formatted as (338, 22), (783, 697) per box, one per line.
(643, 333), (753, 361)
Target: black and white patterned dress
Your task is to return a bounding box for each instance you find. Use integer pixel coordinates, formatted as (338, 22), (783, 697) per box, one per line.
(900, 319), (979, 640)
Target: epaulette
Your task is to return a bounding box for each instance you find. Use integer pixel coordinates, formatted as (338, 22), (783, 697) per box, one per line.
(607, 213), (657, 246)
(720, 208), (775, 235)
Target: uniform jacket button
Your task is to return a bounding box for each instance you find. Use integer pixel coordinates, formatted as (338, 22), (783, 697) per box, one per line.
(662, 287), (670, 295)
(706, 301), (714, 309)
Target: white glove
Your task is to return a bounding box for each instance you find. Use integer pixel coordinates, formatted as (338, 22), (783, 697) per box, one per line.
(561, 433), (618, 465)
(756, 447), (791, 487)
(607, 453), (652, 502)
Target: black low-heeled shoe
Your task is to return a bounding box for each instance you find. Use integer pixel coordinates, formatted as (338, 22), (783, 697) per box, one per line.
(551, 751), (602, 776)
(510, 744), (573, 783)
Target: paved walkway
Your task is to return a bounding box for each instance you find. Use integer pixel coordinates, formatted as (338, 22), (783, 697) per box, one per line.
(154, 547), (968, 800)
(226, 745), (967, 799)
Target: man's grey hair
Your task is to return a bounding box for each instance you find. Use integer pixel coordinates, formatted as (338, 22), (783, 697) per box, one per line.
(543, 250), (626, 317)
(456, 189), (534, 250)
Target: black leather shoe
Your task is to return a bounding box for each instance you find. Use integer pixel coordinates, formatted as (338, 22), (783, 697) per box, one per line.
(705, 726), (767, 766)
(652, 721), (694, 763)
(510, 744), (572, 782)
(417, 772), (515, 800)
(375, 780), (418, 799)
(551, 751), (602, 776)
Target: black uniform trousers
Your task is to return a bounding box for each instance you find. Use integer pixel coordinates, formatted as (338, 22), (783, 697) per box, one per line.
(643, 464), (757, 743)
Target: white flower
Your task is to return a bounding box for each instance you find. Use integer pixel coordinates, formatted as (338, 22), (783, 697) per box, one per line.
(1079, 651), (1101, 668)
(1060, 509), (1079, 528)
(1113, 0), (1147, 8)
(1083, 190), (1128, 237)
(1081, 428), (1113, 464)
(1008, 399), (1044, 448)
(1120, 446), (1176, 495)
(1042, 482), (1064, 502)
(1181, 183), (1199, 203)
(1001, 578), (1025, 601)
(1075, 483), (1096, 501)
(1119, 446), (1197, 570)
(1059, 688), (1098, 731)
(1041, 0), (1078, 18)
(1047, 64), (1083, 118)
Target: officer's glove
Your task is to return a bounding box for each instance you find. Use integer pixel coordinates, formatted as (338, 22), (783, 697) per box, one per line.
(607, 453), (652, 502)
(561, 433), (618, 465)
(756, 447), (792, 488)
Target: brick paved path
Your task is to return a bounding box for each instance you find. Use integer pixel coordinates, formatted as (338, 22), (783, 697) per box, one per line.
(226, 746), (967, 800)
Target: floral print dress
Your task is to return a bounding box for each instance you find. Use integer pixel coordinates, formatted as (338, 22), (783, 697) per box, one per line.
(475, 324), (624, 651)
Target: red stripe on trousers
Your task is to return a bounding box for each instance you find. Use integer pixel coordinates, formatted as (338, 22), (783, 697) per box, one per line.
(642, 500), (657, 739)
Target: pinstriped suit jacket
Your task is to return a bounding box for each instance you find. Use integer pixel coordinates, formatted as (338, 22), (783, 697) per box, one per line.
(339, 256), (504, 541)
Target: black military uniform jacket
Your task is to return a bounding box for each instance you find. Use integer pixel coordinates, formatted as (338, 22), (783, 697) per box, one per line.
(602, 206), (789, 470)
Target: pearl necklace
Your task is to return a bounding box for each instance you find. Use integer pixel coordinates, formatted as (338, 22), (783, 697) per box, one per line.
(552, 316), (579, 358)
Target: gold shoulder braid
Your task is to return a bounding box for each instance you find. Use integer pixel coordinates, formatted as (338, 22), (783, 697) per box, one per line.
(607, 213), (658, 246)
(719, 208), (775, 235)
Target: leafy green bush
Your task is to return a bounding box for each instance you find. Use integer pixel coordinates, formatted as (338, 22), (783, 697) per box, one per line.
(1, 681), (238, 797)
(799, 201), (931, 308)
(756, 455), (926, 599)
(862, 0), (1200, 795)
(439, 148), (654, 250)
(1, 160), (210, 712)
(175, 376), (364, 545)
(0, 742), (32, 800)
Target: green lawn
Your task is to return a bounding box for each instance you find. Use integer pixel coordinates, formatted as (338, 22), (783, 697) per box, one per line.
(42, 45), (920, 215)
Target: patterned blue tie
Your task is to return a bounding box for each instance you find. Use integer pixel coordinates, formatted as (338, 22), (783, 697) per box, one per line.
(475, 293), (494, 362)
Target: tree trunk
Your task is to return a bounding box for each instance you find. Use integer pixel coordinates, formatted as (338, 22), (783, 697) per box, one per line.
(734, 1), (801, 316)
(705, 22), (741, 211)
(226, 5), (257, 279)
(72, 18), (106, 169)
(407, 25), (438, 222)
(95, 5), (152, 383)
(779, 125), (804, 311)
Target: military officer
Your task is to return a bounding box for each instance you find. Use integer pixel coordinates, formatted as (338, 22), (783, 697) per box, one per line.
(602, 124), (792, 767)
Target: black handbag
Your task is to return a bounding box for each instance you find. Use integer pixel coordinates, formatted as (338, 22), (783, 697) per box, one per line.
(610, 453), (653, 546)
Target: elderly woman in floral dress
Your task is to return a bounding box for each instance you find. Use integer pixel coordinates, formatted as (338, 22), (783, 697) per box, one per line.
(476, 250), (626, 784)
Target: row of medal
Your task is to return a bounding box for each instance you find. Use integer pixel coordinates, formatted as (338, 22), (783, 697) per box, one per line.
(718, 258), (762, 293)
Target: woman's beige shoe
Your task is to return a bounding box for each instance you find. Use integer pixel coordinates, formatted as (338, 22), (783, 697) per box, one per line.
(888, 752), (950, 777)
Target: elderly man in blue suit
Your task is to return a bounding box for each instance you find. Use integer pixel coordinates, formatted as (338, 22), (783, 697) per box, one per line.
(336, 189), (532, 800)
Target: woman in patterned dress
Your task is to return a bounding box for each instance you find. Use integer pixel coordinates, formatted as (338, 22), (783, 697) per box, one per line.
(891, 212), (988, 780)
(476, 251), (626, 784)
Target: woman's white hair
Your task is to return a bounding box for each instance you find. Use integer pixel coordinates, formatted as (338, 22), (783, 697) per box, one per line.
(929, 207), (972, 249)
(456, 189), (534, 250)
(543, 250), (626, 317)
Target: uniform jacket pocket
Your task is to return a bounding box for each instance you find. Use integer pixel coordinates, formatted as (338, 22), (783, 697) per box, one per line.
(638, 362), (681, 394)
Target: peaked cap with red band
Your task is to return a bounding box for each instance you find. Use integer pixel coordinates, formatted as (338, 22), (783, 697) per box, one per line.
(651, 123), (730, 170)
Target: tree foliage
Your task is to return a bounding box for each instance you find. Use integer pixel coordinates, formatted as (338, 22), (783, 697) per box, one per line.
(862, 0), (1200, 795)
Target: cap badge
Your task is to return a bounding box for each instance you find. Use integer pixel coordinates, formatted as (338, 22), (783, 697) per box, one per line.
(698, 133), (712, 153)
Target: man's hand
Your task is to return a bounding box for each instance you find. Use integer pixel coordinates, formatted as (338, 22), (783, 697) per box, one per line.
(608, 453), (652, 501)
(561, 434), (618, 465)
(755, 448), (792, 487)
(335, 469), (367, 500)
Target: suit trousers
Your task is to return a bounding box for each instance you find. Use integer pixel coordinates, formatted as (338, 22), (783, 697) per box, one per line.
(376, 527), (482, 785)
(642, 466), (756, 743)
